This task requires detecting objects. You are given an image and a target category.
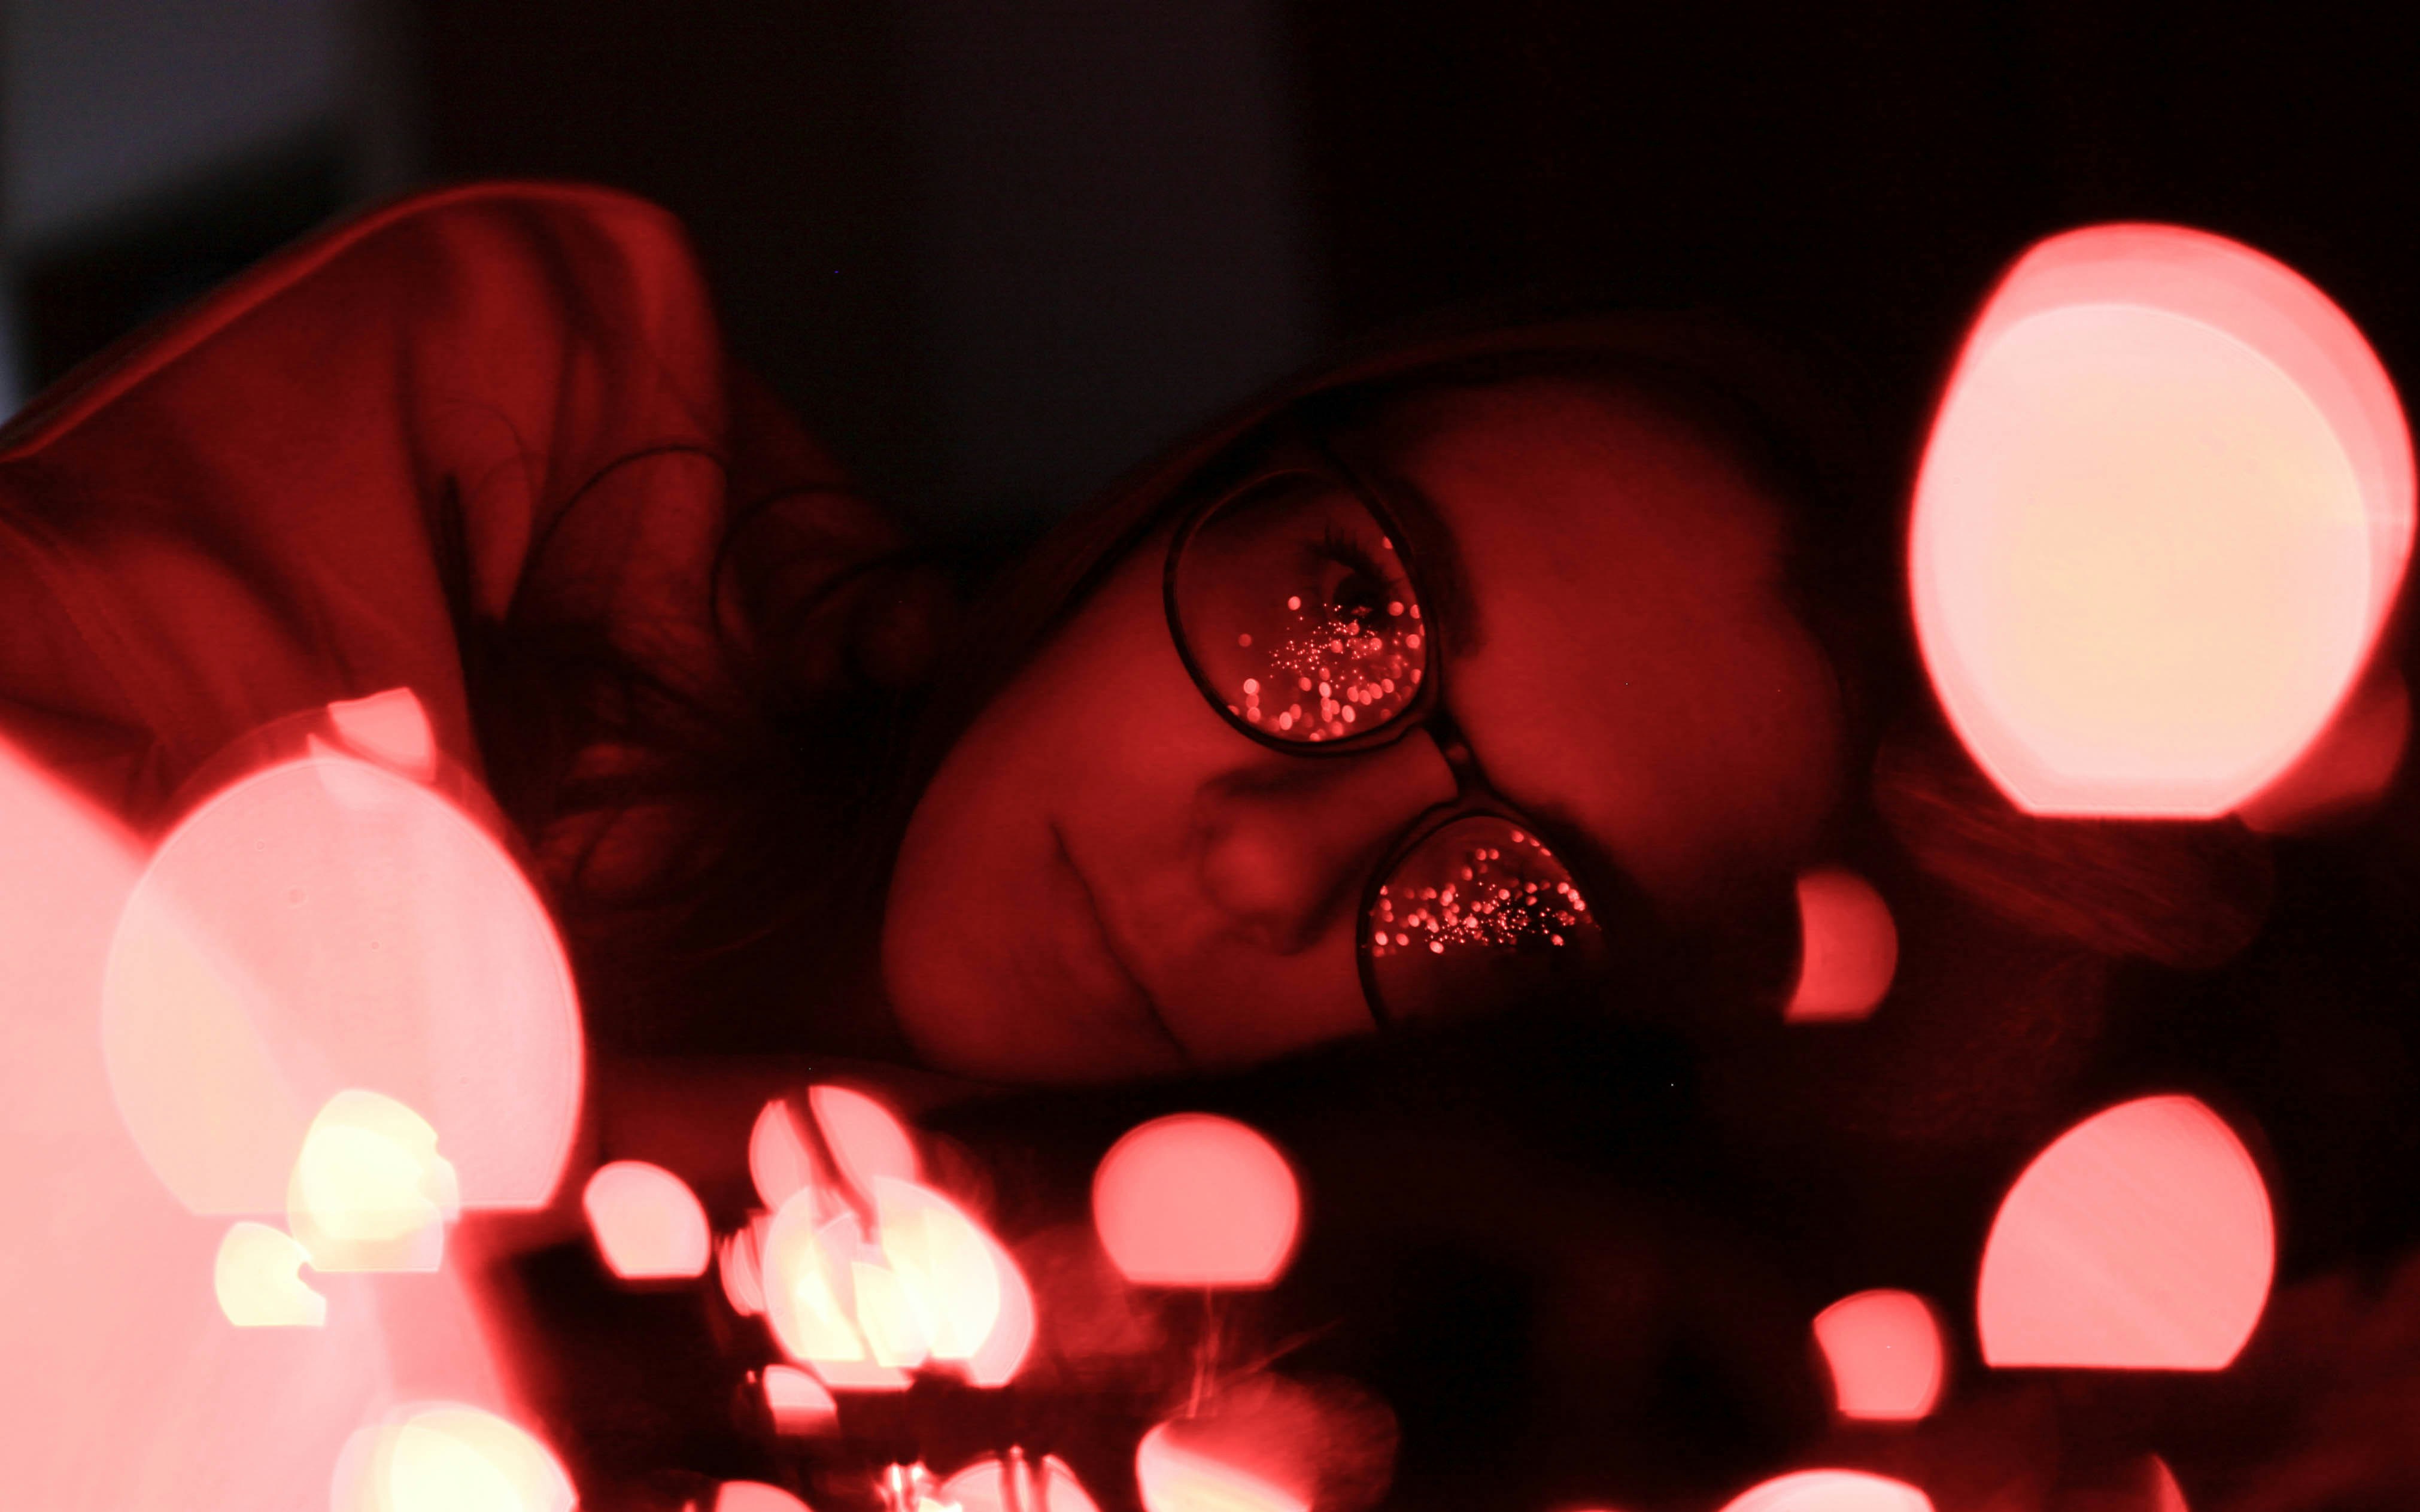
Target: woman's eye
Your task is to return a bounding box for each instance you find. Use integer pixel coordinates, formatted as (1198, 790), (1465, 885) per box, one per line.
(1300, 533), (1401, 625)
(1316, 561), (1384, 622)
(1171, 484), (1432, 743)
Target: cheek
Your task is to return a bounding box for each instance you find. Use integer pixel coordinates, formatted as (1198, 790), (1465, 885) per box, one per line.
(877, 541), (1224, 1069)
(877, 660), (1155, 1074)
(885, 604), (1161, 943)
(1460, 587), (1841, 907)
(915, 552), (1201, 831)
(988, 584), (1219, 816)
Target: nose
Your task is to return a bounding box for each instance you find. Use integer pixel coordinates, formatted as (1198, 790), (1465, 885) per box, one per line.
(1193, 730), (1459, 953)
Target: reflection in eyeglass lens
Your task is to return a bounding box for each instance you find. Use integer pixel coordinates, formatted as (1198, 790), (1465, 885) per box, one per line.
(1365, 818), (1607, 1025)
(1173, 478), (1429, 743)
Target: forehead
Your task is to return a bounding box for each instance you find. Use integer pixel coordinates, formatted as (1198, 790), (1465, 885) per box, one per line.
(1370, 376), (1841, 910)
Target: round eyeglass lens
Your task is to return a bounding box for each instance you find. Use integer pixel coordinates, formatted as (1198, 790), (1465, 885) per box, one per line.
(1171, 475), (1429, 744)
(1365, 816), (1608, 1027)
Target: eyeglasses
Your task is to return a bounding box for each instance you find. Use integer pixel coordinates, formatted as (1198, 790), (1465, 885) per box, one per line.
(1162, 427), (1615, 1031)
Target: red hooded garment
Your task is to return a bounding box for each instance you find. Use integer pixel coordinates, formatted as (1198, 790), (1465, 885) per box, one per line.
(0, 179), (904, 890)
(0, 183), (948, 1510)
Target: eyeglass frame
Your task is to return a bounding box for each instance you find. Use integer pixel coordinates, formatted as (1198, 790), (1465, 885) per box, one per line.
(1158, 417), (1644, 1032)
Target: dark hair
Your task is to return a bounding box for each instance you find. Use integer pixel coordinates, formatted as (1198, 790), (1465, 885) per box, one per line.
(459, 443), (950, 1060)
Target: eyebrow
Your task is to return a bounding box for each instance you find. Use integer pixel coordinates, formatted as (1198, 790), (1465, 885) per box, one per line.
(1319, 435), (1483, 657)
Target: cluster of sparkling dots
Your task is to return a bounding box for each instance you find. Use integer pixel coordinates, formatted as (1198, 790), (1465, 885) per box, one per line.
(1367, 828), (1590, 960)
(1226, 595), (1423, 740)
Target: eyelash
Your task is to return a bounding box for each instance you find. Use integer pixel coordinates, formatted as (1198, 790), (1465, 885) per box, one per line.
(1301, 525), (1405, 612)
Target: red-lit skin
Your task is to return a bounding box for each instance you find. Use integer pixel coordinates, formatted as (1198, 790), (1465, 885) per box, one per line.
(885, 378), (1842, 1080)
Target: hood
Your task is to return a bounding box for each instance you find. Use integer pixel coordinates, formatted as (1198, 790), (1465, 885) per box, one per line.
(905, 303), (1878, 800)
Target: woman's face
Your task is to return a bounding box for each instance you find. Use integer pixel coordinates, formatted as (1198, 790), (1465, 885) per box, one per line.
(882, 377), (1844, 1082)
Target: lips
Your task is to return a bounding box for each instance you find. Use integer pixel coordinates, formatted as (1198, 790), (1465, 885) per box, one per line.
(1049, 825), (1191, 1071)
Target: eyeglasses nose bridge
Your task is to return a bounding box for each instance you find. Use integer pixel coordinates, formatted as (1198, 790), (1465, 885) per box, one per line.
(1195, 733), (1463, 952)
(1418, 712), (1487, 797)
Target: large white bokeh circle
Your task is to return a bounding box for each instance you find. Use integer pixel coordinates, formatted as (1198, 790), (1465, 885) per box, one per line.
(1911, 224), (2413, 816)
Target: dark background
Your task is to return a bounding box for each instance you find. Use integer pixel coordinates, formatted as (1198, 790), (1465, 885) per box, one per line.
(7, 1), (2413, 546)
(14, 6), (2420, 1506)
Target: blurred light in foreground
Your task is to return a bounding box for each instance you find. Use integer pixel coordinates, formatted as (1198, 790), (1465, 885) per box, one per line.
(1909, 223), (2414, 817)
(331, 1402), (574, 1512)
(2150, 1456), (2190, 1512)
(963, 1226), (1037, 1387)
(2061, 1455), (2192, 1511)
(1715, 1470), (1933, 1512)
(1137, 1420), (1311, 1512)
(214, 1219), (326, 1327)
(808, 1084), (919, 1200)
(720, 1220), (770, 1316)
(1134, 1376), (1395, 1512)
(1094, 1114), (1301, 1287)
(761, 1173), (1034, 1388)
(806, 1355), (914, 1392)
(583, 1161), (710, 1280)
(944, 1451), (1102, 1512)
(760, 1365), (839, 1436)
(1, 730), (511, 1507)
(852, 1260), (931, 1368)
(1979, 1095), (2273, 1368)
(883, 1463), (951, 1512)
(873, 1177), (1001, 1361)
(2239, 667), (2410, 832)
(325, 688), (439, 782)
(759, 1191), (909, 1391)
(102, 737), (581, 1215)
(762, 1189), (872, 1365)
(1786, 869), (1899, 1023)
(713, 1482), (812, 1512)
(751, 1097), (820, 1212)
(287, 1089), (459, 1272)
(1812, 1289), (1944, 1421)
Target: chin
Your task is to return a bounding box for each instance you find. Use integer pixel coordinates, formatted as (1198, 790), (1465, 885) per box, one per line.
(879, 925), (1176, 1086)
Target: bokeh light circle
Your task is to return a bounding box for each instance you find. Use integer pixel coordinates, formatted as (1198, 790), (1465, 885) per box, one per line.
(1812, 1289), (1945, 1420)
(1910, 223), (2413, 816)
(102, 742), (580, 1215)
(1978, 1094), (2273, 1369)
(1093, 1114), (1301, 1288)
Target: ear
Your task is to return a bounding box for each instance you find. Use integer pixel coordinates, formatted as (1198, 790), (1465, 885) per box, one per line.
(1907, 223), (2413, 818)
